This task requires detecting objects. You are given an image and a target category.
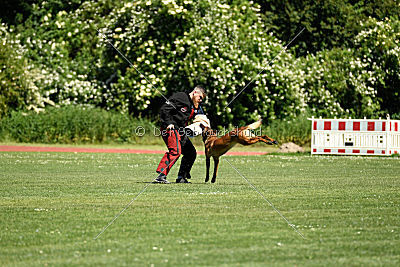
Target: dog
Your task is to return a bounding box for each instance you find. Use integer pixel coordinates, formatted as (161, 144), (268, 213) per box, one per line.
(202, 120), (278, 183)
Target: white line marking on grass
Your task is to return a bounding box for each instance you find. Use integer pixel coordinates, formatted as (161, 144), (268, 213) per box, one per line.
(93, 183), (151, 240)
(224, 158), (306, 239)
(94, 157), (179, 240)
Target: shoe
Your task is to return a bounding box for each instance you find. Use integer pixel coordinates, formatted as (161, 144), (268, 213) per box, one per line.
(176, 177), (191, 183)
(153, 175), (170, 184)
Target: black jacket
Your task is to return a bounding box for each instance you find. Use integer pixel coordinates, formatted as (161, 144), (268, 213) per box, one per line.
(160, 92), (203, 129)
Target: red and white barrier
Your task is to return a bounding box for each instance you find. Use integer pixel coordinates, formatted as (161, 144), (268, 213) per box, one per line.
(309, 116), (400, 156)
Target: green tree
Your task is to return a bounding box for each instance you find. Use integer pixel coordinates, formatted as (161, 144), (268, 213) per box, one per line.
(256, 0), (400, 56)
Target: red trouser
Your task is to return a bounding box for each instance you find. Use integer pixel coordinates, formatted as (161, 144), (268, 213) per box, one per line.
(156, 129), (196, 178)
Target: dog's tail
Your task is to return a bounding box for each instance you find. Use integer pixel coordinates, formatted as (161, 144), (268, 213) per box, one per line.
(246, 120), (262, 130)
(239, 120), (262, 138)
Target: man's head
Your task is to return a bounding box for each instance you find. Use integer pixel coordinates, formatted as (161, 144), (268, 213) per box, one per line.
(189, 85), (206, 108)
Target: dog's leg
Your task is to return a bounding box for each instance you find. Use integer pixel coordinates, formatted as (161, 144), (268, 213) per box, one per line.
(237, 136), (263, 145)
(205, 156), (210, 183)
(211, 157), (220, 183)
(259, 135), (278, 145)
(238, 135), (277, 145)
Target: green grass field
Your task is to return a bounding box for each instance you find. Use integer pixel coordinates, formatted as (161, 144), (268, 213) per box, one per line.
(0, 151), (399, 266)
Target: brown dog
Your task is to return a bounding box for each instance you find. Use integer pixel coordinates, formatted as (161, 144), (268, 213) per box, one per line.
(202, 120), (278, 183)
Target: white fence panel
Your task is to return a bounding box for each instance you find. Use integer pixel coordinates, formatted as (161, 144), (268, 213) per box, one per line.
(309, 116), (400, 156)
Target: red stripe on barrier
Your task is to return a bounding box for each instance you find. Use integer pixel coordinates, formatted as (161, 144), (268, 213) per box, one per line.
(353, 122), (360, 131)
(367, 150), (374, 154)
(396, 122), (398, 132)
(339, 122), (346, 130)
(353, 149), (360, 153)
(382, 150), (385, 154)
(367, 122), (375, 131)
(324, 121), (331, 130)
(382, 122), (386, 131)
(324, 149), (331, 153)
(338, 149), (345, 153)
(313, 121), (317, 130)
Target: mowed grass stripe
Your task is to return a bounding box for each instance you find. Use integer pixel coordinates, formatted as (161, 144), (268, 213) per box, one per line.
(0, 152), (399, 266)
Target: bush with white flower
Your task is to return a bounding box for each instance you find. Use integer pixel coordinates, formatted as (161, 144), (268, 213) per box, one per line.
(296, 17), (399, 118)
(0, 22), (55, 118)
(1, 0), (399, 125)
(353, 17), (400, 116)
(95, 0), (306, 125)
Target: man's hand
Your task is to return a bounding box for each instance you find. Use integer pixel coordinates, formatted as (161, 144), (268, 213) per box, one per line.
(166, 124), (175, 130)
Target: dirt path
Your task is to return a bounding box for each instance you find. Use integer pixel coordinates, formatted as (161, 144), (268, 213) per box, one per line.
(0, 145), (267, 156)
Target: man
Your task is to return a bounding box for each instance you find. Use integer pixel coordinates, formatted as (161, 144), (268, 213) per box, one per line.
(154, 86), (206, 184)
